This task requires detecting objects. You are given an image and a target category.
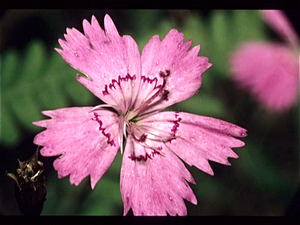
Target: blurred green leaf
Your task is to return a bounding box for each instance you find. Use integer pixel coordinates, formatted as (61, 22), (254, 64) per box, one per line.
(0, 107), (21, 146)
(208, 10), (233, 75)
(170, 92), (227, 118)
(1, 40), (94, 147)
(236, 140), (293, 198)
(79, 176), (122, 215)
(232, 10), (267, 43)
(21, 41), (47, 81)
(1, 49), (20, 88)
(41, 173), (88, 215)
(10, 91), (44, 132)
(125, 10), (164, 38)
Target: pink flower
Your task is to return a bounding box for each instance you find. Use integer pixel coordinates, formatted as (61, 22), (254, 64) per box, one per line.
(230, 10), (299, 112)
(33, 14), (247, 216)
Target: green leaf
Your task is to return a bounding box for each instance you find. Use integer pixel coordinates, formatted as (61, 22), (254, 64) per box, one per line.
(236, 140), (293, 197)
(35, 82), (70, 110)
(1, 40), (95, 147)
(10, 91), (44, 132)
(207, 10), (240, 77)
(41, 173), (88, 215)
(125, 10), (164, 37)
(210, 11), (231, 50)
(1, 49), (20, 89)
(169, 92), (227, 118)
(232, 10), (267, 43)
(0, 106), (22, 146)
(64, 78), (95, 106)
(21, 40), (47, 81)
(79, 176), (122, 215)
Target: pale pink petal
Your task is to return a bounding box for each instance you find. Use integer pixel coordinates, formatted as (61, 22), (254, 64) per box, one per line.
(56, 15), (141, 112)
(261, 10), (299, 48)
(138, 29), (212, 114)
(230, 42), (299, 112)
(33, 107), (120, 189)
(138, 111), (246, 175)
(120, 135), (197, 216)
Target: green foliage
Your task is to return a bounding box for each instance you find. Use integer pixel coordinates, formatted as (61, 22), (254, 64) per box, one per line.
(1, 40), (94, 147)
(169, 92), (228, 118)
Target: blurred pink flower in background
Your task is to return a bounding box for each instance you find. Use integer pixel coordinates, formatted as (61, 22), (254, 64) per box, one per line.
(33, 14), (246, 215)
(230, 10), (299, 112)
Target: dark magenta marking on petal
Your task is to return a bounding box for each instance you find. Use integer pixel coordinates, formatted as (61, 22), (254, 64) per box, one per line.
(159, 69), (171, 78)
(140, 76), (161, 89)
(128, 149), (159, 162)
(168, 113), (182, 143)
(171, 113), (182, 135)
(162, 90), (169, 101)
(102, 73), (136, 96)
(131, 131), (148, 143)
(139, 134), (147, 142)
(92, 112), (116, 146)
(140, 70), (169, 91)
(128, 153), (147, 162)
(135, 72), (170, 112)
(88, 40), (94, 50)
(102, 85), (109, 96)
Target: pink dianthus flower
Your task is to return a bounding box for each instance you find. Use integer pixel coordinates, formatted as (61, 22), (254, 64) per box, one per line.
(230, 10), (299, 112)
(33, 14), (247, 216)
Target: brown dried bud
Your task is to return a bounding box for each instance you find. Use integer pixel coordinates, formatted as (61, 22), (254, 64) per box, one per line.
(6, 147), (47, 215)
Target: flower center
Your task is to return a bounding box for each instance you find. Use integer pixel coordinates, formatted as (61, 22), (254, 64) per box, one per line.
(96, 70), (175, 160)
(102, 73), (137, 113)
(101, 70), (171, 117)
(124, 112), (182, 162)
(132, 69), (171, 117)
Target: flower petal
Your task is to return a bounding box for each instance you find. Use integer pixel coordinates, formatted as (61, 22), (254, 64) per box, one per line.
(230, 42), (299, 112)
(33, 107), (120, 189)
(120, 135), (197, 216)
(138, 111), (246, 175)
(56, 15), (141, 112)
(139, 29), (212, 113)
(261, 10), (299, 48)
